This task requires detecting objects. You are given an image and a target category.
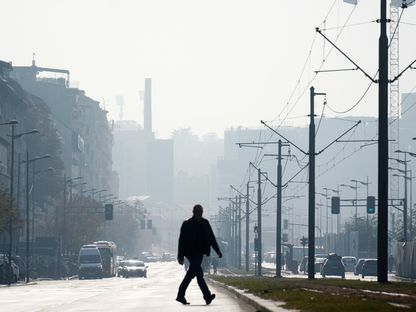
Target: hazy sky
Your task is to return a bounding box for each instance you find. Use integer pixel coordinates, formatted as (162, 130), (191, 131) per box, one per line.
(3, 0), (416, 138)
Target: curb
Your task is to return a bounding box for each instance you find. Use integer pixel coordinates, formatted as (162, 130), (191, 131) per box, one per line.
(208, 278), (295, 312)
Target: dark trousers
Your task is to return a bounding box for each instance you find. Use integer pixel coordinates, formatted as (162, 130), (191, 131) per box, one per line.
(177, 254), (211, 299)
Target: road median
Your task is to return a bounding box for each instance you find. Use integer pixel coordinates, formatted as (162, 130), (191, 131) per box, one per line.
(209, 275), (416, 311)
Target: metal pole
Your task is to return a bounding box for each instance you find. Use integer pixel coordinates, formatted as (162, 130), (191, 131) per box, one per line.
(257, 168), (262, 276)
(276, 139), (282, 277)
(245, 183), (250, 272)
(325, 189), (329, 253)
(235, 195), (238, 267)
(308, 86), (316, 279)
(63, 175), (67, 257)
(366, 176), (370, 254)
(378, 0), (389, 283)
(25, 151), (30, 283)
(403, 154), (408, 241)
(410, 170), (413, 240)
(238, 195), (242, 269)
(7, 123), (15, 285)
(31, 164), (35, 272)
(355, 181), (358, 228)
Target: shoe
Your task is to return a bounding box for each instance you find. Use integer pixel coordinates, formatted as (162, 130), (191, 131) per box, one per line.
(176, 297), (190, 305)
(205, 293), (216, 305)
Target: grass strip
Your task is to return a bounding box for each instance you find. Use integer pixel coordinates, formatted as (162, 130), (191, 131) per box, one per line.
(211, 276), (416, 311)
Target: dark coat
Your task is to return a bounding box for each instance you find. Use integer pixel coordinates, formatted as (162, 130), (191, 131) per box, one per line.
(178, 217), (220, 259)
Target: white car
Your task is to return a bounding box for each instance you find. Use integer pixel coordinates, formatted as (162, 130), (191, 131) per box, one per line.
(342, 256), (357, 272)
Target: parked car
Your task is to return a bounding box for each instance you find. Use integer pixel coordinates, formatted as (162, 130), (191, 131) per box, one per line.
(78, 245), (103, 279)
(361, 259), (377, 278)
(314, 257), (326, 273)
(341, 256), (357, 272)
(321, 254), (345, 278)
(118, 259), (148, 278)
(354, 258), (367, 276)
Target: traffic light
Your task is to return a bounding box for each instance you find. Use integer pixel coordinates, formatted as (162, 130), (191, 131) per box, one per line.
(300, 236), (308, 246)
(283, 219), (289, 230)
(331, 196), (340, 214)
(105, 204), (113, 220)
(367, 196), (376, 214)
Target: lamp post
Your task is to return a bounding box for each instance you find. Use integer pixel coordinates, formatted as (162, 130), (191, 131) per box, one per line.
(63, 176), (82, 257)
(22, 154), (50, 282)
(340, 183), (359, 228)
(5, 122), (38, 285)
(394, 150), (416, 241)
(0, 120), (18, 285)
(390, 155), (410, 241)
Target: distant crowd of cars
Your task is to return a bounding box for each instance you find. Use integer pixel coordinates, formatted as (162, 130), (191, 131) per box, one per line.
(299, 254), (378, 278)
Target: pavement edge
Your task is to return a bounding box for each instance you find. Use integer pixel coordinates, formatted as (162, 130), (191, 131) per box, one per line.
(208, 277), (293, 312)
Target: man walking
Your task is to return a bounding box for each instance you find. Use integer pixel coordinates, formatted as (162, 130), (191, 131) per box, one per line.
(176, 204), (222, 305)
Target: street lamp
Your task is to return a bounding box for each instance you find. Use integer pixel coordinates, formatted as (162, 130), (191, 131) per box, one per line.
(340, 183), (359, 228)
(62, 175), (82, 257)
(0, 120), (18, 285)
(22, 153), (51, 282)
(5, 122), (39, 285)
(393, 150), (412, 241)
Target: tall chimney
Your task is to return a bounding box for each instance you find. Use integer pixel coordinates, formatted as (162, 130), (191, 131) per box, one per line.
(144, 78), (152, 134)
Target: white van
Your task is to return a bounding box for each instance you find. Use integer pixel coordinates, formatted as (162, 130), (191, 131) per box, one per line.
(78, 245), (103, 279)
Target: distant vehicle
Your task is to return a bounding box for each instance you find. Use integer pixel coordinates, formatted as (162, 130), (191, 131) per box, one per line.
(78, 245), (103, 279)
(94, 241), (117, 277)
(354, 258), (367, 276)
(361, 259), (377, 278)
(140, 251), (160, 262)
(314, 257), (326, 273)
(116, 256), (125, 265)
(321, 254), (345, 279)
(342, 256), (357, 272)
(162, 253), (175, 262)
(118, 260), (148, 278)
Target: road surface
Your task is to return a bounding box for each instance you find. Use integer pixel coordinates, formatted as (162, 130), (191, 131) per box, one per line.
(0, 262), (255, 312)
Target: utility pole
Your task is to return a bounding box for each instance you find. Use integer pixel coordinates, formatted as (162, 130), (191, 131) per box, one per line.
(378, 0), (389, 283)
(308, 86), (325, 279)
(257, 168), (262, 276)
(276, 139), (283, 278)
(238, 195), (242, 269)
(7, 122), (16, 285)
(245, 183), (250, 272)
(234, 195), (238, 267)
(25, 151), (30, 283)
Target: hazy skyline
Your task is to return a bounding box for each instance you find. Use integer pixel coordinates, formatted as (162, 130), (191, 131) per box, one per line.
(3, 0), (416, 138)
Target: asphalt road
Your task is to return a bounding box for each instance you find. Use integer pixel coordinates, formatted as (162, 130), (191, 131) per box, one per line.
(0, 262), (255, 312)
